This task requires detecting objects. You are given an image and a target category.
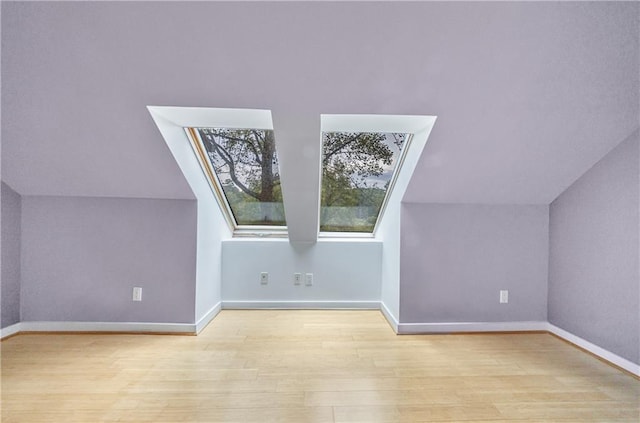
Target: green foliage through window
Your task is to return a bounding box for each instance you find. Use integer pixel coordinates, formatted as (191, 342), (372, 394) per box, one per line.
(320, 132), (408, 233)
(197, 128), (286, 226)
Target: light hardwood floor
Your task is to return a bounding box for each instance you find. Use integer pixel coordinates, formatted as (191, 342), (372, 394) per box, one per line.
(1, 310), (638, 422)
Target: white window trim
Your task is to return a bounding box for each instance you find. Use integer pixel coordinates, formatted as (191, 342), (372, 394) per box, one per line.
(318, 114), (424, 238)
(147, 106), (288, 237)
(318, 134), (413, 237)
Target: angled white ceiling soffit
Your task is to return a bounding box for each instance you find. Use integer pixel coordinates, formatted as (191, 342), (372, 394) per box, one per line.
(147, 106), (436, 243)
(148, 107), (273, 130)
(147, 106), (273, 236)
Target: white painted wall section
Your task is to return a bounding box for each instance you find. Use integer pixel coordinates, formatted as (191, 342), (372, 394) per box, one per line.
(222, 238), (381, 308)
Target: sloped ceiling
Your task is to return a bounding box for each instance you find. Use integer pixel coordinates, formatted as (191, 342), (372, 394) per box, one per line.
(2, 1), (638, 206)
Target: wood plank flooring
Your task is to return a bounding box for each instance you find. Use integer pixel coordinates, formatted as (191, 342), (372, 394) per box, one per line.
(1, 310), (638, 422)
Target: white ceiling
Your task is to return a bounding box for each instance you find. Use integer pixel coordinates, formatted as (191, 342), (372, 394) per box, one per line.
(2, 2), (638, 207)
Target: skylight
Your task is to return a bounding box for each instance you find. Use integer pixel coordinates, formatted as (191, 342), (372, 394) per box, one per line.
(187, 127), (286, 229)
(149, 108), (435, 241)
(320, 131), (411, 233)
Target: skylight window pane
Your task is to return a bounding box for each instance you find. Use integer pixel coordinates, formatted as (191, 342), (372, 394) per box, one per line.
(320, 132), (409, 233)
(196, 128), (286, 227)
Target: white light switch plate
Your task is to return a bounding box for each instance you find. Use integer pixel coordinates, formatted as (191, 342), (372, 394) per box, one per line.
(132, 287), (142, 301)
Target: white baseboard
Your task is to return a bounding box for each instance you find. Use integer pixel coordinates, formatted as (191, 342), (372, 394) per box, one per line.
(397, 321), (548, 334)
(196, 302), (221, 334)
(12, 320), (196, 335)
(222, 300), (380, 309)
(380, 302), (399, 333)
(547, 323), (640, 377)
(0, 322), (22, 339)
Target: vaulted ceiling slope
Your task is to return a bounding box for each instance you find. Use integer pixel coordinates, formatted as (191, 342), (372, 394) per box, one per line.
(2, 2), (638, 205)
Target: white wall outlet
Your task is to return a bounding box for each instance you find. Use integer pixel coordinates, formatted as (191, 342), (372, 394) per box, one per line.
(500, 290), (509, 304)
(294, 273), (302, 286)
(305, 273), (313, 286)
(260, 272), (269, 285)
(132, 287), (142, 302)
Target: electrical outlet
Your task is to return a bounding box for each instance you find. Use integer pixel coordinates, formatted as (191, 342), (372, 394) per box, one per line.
(305, 273), (313, 286)
(294, 273), (302, 286)
(500, 290), (509, 304)
(260, 272), (269, 285)
(132, 287), (142, 302)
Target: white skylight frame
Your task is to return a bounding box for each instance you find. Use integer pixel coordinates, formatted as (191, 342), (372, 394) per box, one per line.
(185, 127), (287, 236)
(372, 133), (413, 234)
(318, 114), (432, 238)
(149, 106), (288, 237)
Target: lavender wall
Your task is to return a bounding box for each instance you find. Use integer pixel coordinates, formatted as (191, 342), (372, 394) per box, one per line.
(400, 204), (549, 323)
(20, 196), (198, 324)
(1, 182), (22, 328)
(549, 131), (639, 365)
